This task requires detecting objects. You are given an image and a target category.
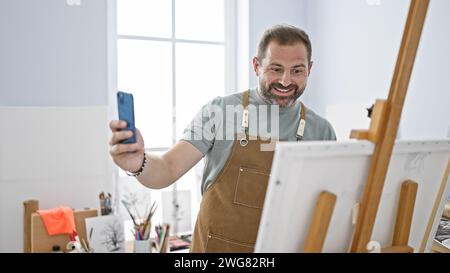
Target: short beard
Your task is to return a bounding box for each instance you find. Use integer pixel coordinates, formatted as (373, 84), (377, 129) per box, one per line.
(258, 83), (305, 107)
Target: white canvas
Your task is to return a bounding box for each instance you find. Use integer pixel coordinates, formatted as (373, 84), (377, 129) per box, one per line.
(85, 215), (126, 253)
(255, 140), (450, 253)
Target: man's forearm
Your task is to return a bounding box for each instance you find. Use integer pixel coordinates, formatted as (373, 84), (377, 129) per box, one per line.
(134, 140), (204, 189)
(136, 153), (175, 189)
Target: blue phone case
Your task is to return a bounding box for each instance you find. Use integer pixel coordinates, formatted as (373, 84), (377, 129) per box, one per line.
(117, 91), (136, 144)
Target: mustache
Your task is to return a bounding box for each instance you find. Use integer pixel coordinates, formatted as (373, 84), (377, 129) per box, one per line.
(270, 83), (299, 91)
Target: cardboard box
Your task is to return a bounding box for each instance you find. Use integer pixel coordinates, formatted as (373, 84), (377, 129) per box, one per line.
(24, 200), (98, 253)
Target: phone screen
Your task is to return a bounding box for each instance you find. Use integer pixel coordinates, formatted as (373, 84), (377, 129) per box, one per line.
(117, 91), (136, 144)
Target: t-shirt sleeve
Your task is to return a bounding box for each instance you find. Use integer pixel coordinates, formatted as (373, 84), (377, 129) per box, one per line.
(181, 96), (223, 155)
(324, 120), (337, 141)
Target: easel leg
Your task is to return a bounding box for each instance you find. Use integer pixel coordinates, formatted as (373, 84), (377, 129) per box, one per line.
(392, 180), (418, 250)
(350, 0), (430, 252)
(303, 191), (336, 253)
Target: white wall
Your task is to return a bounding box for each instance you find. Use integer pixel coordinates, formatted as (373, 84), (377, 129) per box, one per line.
(0, 0), (109, 106)
(0, 0), (116, 252)
(401, 0), (450, 139)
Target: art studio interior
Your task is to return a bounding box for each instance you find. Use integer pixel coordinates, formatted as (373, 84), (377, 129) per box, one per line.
(0, 0), (449, 254)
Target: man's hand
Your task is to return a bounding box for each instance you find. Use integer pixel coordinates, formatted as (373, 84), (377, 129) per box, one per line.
(109, 120), (145, 172)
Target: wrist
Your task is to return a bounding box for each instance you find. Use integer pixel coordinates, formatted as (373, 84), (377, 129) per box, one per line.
(125, 152), (148, 177)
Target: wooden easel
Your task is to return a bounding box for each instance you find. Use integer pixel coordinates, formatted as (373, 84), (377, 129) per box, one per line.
(302, 0), (434, 253)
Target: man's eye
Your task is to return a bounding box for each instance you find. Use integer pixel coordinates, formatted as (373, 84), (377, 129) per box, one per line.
(271, 68), (281, 72)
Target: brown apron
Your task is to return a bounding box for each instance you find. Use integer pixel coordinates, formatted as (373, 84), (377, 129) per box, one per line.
(190, 90), (306, 253)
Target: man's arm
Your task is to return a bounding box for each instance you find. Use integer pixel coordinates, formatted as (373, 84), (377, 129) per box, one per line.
(109, 120), (204, 190)
(137, 140), (203, 189)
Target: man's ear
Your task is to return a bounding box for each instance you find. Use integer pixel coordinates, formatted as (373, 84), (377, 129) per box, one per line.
(252, 57), (260, 76)
(308, 61), (314, 76)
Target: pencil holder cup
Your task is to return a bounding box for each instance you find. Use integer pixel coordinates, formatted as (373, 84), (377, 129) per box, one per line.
(134, 239), (151, 253)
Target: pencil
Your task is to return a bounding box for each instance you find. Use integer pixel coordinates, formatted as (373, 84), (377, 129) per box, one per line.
(87, 227), (93, 249)
(159, 224), (170, 253)
(81, 238), (89, 252)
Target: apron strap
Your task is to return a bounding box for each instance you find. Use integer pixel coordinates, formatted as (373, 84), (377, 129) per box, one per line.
(240, 90), (250, 147)
(242, 89), (249, 109)
(296, 102), (307, 141)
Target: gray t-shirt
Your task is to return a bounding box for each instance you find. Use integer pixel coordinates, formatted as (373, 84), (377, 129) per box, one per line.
(182, 89), (336, 194)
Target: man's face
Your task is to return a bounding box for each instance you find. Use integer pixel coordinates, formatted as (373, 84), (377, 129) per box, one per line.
(253, 41), (312, 107)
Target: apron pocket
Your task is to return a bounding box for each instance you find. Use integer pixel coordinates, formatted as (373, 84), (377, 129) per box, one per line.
(205, 232), (254, 253)
(234, 167), (270, 209)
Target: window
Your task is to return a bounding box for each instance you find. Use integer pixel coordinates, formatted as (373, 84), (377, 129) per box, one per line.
(116, 0), (235, 237)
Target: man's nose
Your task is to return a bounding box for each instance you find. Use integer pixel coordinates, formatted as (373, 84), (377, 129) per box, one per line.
(279, 71), (292, 87)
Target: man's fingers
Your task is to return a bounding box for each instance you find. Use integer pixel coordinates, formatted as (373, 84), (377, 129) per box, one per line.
(109, 143), (141, 156)
(109, 131), (133, 146)
(109, 120), (127, 132)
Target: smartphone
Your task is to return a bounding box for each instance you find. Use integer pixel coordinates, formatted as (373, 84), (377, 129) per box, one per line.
(117, 91), (136, 144)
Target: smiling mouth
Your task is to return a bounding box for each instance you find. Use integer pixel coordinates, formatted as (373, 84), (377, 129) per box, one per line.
(274, 87), (294, 93)
(272, 86), (295, 96)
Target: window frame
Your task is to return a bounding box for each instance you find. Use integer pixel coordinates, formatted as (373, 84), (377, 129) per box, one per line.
(116, 0), (237, 153)
(113, 0), (238, 235)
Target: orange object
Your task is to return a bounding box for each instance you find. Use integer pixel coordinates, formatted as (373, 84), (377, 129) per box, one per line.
(37, 206), (77, 237)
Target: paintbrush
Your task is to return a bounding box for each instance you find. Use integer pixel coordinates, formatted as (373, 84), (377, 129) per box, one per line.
(142, 202), (157, 239)
(121, 200), (138, 226)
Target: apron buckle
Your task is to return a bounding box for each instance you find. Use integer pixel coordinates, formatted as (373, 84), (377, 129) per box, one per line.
(239, 138), (249, 147)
